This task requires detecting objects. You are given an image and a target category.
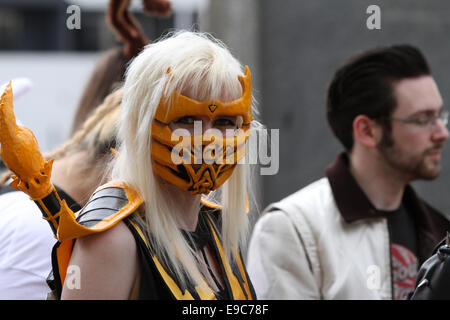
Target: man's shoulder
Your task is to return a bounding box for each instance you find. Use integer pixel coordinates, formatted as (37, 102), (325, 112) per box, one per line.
(284, 177), (330, 199)
(265, 177), (334, 214)
(257, 177), (339, 233)
(0, 190), (42, 221)
(0, 189), (33, 204)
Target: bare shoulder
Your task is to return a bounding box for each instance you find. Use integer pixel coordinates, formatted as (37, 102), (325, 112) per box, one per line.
(76, 219), (137, 254)
(61, 220), (139, 299)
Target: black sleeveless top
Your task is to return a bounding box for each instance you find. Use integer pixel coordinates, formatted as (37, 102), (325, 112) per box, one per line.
(125, 207), (256, 300)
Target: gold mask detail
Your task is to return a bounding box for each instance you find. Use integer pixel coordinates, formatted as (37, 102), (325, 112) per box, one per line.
(151, 66), (253, 194)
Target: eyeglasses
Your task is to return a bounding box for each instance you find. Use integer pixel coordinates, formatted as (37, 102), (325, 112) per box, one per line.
(389, 110), (449, 131)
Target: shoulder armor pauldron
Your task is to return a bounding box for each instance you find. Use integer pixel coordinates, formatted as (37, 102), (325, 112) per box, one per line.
(57, 181), (143, 241)
(77, 186), (130, 227)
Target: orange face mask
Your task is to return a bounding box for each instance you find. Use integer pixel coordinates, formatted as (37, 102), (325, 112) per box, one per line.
(151, 66), (253, 194)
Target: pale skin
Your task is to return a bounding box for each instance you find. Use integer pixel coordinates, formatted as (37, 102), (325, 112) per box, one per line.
(61, 115), (238, 299)
(349, 75), (449, 211)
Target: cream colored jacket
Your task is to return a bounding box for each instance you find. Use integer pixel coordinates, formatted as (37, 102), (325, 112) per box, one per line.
(247, 178), (393, 300)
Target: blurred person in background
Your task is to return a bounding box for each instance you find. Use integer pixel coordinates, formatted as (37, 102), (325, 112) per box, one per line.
(247, 44), (450, 300)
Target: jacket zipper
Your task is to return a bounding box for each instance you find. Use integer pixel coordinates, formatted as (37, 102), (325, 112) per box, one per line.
(386, 218), (394, 300)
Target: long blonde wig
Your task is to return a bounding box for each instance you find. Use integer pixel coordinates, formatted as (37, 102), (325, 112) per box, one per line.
(111, 31), (260, 290)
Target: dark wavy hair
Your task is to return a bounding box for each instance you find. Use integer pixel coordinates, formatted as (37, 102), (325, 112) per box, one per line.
(327, 44), (431, 151)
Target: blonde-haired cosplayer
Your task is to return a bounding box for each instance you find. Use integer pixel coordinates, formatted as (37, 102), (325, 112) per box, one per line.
(0, 31), (259, 300)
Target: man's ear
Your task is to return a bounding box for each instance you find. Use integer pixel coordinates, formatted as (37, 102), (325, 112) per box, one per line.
(352, 115), (383, 148)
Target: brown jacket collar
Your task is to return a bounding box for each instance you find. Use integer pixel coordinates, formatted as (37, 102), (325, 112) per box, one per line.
(325, 152), (450, 264)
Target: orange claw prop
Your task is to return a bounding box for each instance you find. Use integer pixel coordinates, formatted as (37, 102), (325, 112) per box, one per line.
(0, 81), (54, 200)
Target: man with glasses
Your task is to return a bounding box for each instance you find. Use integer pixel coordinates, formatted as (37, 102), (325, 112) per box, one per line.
(247, 44), (450, 300)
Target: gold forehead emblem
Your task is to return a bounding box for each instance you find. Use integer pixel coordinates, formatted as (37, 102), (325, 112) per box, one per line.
(208, 104), (218, 113)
